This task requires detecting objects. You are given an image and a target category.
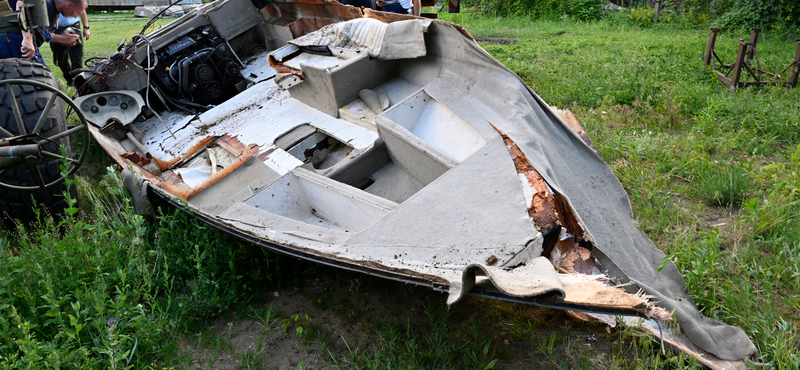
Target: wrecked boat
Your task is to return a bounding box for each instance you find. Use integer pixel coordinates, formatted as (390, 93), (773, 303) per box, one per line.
(73, 0), (757, 367)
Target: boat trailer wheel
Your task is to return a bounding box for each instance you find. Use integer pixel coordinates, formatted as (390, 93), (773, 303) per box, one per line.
(0, 79), (89, 192)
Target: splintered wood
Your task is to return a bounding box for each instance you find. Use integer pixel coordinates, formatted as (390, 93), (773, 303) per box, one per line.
(162, 144), (257, 200)
(496, 122), (671, 322)
(493, 126), (559, 234)
(560, 275), (672, 321)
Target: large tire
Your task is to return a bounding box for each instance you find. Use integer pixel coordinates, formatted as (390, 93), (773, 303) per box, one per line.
(0, 59), (74, 223)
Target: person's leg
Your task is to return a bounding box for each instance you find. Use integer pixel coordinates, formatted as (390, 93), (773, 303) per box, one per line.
(51, 42), (72, 83)
(66, 41), (83, 85)
(49, 42), (58, 65)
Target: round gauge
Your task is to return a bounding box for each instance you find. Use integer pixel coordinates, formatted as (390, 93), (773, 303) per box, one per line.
(81, 103), (91, 111)
(108, 95), (120, 106)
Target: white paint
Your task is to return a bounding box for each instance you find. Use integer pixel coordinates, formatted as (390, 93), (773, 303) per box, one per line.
(381, 91), (486, 163)
(284, 53), (347, 71)
(135, 79), (378, 175)
(241, 50), (277, 84)
(519, 173), (535, 208)
(411, 98), (486, 162)
(244, 168), (396, 232)
(261, 146), (303, 176)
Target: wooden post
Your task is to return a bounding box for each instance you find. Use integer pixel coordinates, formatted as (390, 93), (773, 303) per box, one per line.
(730, 40), (749, 90)
(790, 40), (800, 88)
(704, 28), (720, 65)
(745, 28), (761, 64)
(653, 0), (661, 23)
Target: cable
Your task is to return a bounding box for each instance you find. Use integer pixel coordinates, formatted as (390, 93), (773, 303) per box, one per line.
(139, 0), (185, 36)
(145, 42), (176, 139)
(151, 83), (209, 113)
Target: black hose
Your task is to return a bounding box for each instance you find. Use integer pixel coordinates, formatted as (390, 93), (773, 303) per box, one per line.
(151, 83), (210, 114)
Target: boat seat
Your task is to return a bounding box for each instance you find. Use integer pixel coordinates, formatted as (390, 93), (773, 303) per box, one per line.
(288, 54), (399, 117)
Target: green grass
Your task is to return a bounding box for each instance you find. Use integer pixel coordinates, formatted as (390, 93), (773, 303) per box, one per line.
(436, 12), (800, 368)
(2, 9), (799, 370)
(697, 161), (751, 206)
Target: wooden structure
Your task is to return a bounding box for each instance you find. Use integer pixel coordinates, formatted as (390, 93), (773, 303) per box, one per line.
(704, 28), (800, 90)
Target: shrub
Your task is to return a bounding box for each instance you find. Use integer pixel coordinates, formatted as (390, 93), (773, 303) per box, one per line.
(565, 0), (606, 21)
(463, 0), (605, 20)
(710, 0), (799, 31)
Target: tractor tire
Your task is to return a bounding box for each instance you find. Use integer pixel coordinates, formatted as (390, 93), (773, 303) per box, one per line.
(0, 58), (74, 223)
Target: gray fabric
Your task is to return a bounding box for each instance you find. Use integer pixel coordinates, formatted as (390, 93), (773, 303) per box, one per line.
(421, 22), (756, 361)
(447, 257), (564, 305)
(289, 18), (430, 60)
(378, 19), (429, 60)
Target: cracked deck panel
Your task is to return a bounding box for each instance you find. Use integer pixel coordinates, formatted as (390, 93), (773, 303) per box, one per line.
(494, 126), (560, 235)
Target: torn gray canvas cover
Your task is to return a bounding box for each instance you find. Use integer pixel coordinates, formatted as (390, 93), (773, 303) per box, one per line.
(289, 18), (431, 60)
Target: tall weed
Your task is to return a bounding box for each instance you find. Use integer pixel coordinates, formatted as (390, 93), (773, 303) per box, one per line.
(696, 161), (751, 207)
(0, 165), (273, 368)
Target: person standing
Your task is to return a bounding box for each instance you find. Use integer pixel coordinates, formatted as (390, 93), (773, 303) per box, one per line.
(0, 0), (86, 62)
(49, 11), (90, 85)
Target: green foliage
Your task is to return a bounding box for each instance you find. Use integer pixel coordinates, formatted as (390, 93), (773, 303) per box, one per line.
(462, 0), (800, 30)
(282, 314), (311, 341)
(463, 0), (605, 20)
(626, 6), (657, 27)
(697, 161), (751, 207)
(565, 0), (606, 21)
(0, 166), (272, 368)
(610, 5), (678, 28)
(714, 0), (800, 31)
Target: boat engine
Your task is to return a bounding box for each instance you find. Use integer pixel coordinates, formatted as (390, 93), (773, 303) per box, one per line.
(151, 27), (243, 107)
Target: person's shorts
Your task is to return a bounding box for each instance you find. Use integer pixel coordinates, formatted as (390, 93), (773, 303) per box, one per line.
(0, 32), (45, 64)
(380, 2), (406, 14)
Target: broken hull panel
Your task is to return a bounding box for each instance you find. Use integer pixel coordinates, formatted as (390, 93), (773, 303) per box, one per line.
(78, 0), (757, 367)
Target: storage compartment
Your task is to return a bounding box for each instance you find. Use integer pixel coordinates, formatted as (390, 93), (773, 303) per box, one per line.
(327, 141), (420, 204)
(245, 167), (397, 232)
(326, 126), (454, 204)
(378, 91), (486, 162)
(275, 124), (354, 170)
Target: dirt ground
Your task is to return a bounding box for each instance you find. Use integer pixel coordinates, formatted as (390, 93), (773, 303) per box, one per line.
(174, 261), (638, 370)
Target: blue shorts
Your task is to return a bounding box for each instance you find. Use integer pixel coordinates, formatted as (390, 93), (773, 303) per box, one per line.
(380, 2), (408, 14)
(0, 32), (45, 64)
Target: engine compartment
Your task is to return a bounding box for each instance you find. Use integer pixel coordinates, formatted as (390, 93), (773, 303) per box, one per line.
(149, 26), (246, 109)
